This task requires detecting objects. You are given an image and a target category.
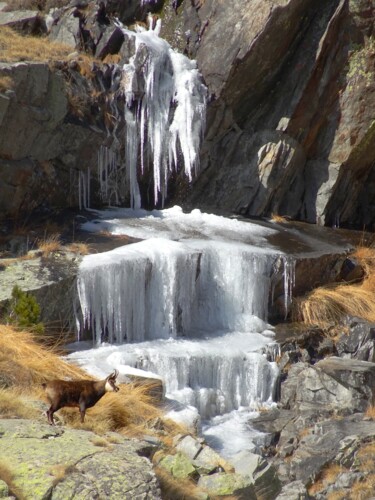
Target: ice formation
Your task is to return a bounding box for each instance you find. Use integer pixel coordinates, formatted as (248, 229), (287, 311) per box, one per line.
(97, 21), (206, 208)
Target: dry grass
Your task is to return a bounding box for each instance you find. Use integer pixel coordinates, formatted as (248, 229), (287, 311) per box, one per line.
(0, 462), (26, 500)
(0, 325), (185, 441)
(49, 464), (77, 487)
(0, 26), (73, 63)
(37, 233), (62, 256)
(271, 213), (289, 223)
(309, 463), (345, 496)
(365, 405), (375, 420)
(154, 466), (208, 500)
(0, 387), (40, 419)
(0, 75), (14, 92)
(0, 324), (86, 385)
(292, 246), (375, 327)
(66, 242), (91, 255)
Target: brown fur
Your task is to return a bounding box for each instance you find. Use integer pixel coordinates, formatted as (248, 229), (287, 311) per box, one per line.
(42, 370), (119, 425)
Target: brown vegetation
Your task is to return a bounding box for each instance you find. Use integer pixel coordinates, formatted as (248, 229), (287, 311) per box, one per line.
(292, 246), (375, 327)
(0, 324), (184, 440)
(0, 462), (26, 500)
(0, 26), (72, 62)
(37, 233), (62, 256)
(0, 75), (14, 92)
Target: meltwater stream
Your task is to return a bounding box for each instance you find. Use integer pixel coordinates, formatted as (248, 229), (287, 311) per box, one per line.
(67, 207), (347, 458)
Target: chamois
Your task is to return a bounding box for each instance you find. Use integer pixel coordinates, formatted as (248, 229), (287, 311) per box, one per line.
(42, 370), (120, 425)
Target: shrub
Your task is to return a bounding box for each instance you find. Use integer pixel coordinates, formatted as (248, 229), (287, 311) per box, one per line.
(5, 285), (44, 333)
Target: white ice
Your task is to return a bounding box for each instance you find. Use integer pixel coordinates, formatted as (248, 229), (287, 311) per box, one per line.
(98, 22), (206, 208)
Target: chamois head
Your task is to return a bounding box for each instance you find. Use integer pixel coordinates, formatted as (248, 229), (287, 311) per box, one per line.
(105, 369), (120, 393)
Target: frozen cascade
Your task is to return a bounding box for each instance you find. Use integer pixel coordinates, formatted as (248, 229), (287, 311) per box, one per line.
(97, 21), (206, 208)
(77, 239), (279, 344)
(74, 209), (288, 445)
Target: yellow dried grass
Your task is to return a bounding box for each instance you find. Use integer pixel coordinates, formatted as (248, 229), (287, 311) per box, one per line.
(37, 233), (62, 256)
(292, 246), (375, 327)
(0, 26), (72, 62)
(0, 324), (86, 385)
(0, 462), (26, 500)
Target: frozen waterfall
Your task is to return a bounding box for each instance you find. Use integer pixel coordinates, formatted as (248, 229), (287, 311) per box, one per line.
(97, 20), (206, 208)
(69, 208), (290, 456)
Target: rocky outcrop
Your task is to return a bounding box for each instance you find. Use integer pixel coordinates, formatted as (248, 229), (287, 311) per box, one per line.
(174, 0), (375, 229)
(154, 434), (281, 499)
(1, 0), (375, 228)
(0, 419), (161, 499)
(255, 317), (375, 498)
(0, 59), (108, 218)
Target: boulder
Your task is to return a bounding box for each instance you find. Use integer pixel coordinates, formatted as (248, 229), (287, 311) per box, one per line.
(157, 452), (197, 480)
(174, 434), (203, 460)
(0, 419), (161, 499)
(0, 10), (46, 34)
(281, 358), (375, 414)
(198, 472), (256, 499)
(95, 26), (125, 59)
(276, 480), (309, 500)
(230, 450), (281, 500)
(336, 319), (375, 362)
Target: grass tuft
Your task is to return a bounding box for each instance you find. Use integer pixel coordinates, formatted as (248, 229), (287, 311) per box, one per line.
(0, 462), (26, 500)
(0, 75), (14, 92)
(292, 246), (375, 327)
(0, 325), (185, 440)
(37, 233), (62, 256)
(0, 26), (73, 63)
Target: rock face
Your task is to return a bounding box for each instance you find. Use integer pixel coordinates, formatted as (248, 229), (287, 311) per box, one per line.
(1, 0), (375, 228)
(0, 60), (106, 218)
(175, 0), (375, 229)
(0, 419), (161, 499)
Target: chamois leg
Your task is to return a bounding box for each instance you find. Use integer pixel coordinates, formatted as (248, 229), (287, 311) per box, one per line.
(47, 404), (59, 425)
(79, 402), (86, 423)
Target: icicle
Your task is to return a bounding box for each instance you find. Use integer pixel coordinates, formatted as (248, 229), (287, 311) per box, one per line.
(283, 257), (295, 319)
(101, 22), (206, 208)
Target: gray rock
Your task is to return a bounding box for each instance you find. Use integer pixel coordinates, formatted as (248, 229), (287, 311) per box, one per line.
(0, 10), (46, 34)
(337, 320), (375, 362)
(0, 419), (161, 499)
(48, 8), (80, 48)
(192, 445), (225, 474)
(282, 357), (375, 414)
(198, 472), (256, 499)
(230, 450), (265, 478)
(96, 26), (125, 59)
(174, 434), (203, 460)
(158, 453), (197, 479)
(276, 480), (309, 500)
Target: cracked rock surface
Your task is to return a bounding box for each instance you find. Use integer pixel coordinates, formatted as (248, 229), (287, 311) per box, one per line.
(0, 419), (161, 499)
